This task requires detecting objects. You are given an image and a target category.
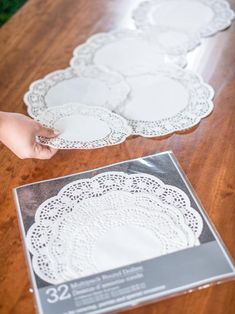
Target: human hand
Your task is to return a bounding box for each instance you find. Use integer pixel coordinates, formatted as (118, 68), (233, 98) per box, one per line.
(0, 112), (59, 159)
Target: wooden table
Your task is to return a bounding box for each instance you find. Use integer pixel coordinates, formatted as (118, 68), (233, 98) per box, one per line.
(0, 0), (235, 313)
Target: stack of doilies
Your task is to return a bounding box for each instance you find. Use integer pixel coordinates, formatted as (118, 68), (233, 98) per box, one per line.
(24, 0), (234, 149)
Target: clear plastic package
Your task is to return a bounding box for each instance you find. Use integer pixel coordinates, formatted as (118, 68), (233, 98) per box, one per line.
(13, 151), (235, 314)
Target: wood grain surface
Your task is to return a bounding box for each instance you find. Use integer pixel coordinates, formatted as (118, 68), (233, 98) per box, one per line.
(0, 0), (235, 313)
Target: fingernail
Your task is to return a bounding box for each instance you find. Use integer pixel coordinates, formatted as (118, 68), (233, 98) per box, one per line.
(53, 129), (60, 135)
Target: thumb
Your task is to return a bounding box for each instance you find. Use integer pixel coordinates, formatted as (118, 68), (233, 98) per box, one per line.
(32, 143), (58, 160)
(37, 125), (60, 138)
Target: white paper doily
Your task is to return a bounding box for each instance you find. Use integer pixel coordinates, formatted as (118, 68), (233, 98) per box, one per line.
(24, 66), (130, 119)
(26, 172), (203, 284)
(37, 103), (131, 149)
(70, 30), (187, 76)
(114, 66), (214, 137)
(133, 0), (234, 38)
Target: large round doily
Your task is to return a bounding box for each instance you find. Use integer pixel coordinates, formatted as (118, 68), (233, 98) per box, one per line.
(70, 29), (187, 76)
(133, 0), (234, 38)
(26, 172), (203, 284)
(114, 66), (214, 137)
(24, 65), (130, 119)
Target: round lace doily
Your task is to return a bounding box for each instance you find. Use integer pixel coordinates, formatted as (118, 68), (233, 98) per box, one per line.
(37, 103), (132, 149)
(24, 65), (130, 119)
(26, 172), (203, 284)
(70, 29), (187, 76)
(133, 0), (234, 38)
(114, 65), (214, 137)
